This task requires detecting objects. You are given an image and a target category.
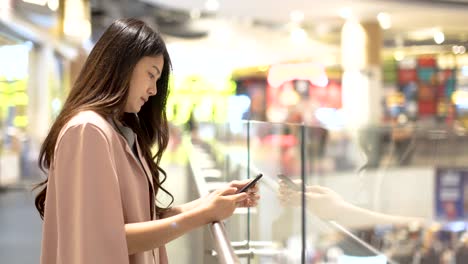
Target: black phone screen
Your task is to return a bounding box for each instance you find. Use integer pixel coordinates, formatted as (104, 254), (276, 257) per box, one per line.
(237, 173), (263, 193)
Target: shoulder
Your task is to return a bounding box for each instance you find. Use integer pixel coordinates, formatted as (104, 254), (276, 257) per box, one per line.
(67, 111), (113, 133)
(58, 111), (116, 144)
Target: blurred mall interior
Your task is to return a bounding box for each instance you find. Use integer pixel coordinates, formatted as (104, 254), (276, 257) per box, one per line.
(3, 0), (468, 263)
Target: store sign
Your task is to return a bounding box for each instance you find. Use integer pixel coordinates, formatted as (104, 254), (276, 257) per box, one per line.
(435, 168), (468, 220)
(267, 62), (328, 88)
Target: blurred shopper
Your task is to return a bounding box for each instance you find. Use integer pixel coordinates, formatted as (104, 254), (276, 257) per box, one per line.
(455, 233), (468, 264)
(412, 230), (443, 264)
(33, 18), (259, 264)
(185, 110), (199, 143)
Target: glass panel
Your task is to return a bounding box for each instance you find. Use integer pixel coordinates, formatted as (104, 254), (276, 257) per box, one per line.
(247, 121), (304, 263)
(297, 122), (468, 263)
(197, 120), (468, 263)
(219, 121), (250, 244)
(197, 121), (251, 244)
(300, 124), (394, 262)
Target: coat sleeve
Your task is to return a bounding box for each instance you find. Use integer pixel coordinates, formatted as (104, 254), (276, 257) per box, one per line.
(52, 123), (129, 264)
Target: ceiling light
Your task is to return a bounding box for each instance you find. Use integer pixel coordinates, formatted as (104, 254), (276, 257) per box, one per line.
(205, 0), (219, 12)
(290, 10), (304, 23)
(453, 45), (466, 54)
(460, 46), (466, 54)
(377, 12), (391, 30)
(339, 7), (352, 19)
(290, 27), (308, 44)
(0, 0), (12, 16)
(22, 0), (47, 5)
(434, 31), (445, 44)
(47, 0), (58, 11)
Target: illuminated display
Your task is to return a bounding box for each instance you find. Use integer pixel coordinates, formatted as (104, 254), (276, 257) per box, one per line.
(166, 75), (236, 124)
(268, 62), (328, 88)
(0, 44), (30, 128)
(266, 62), (342, 124)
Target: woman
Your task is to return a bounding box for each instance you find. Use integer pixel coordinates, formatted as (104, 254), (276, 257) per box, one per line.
(34, 18), (259, 264)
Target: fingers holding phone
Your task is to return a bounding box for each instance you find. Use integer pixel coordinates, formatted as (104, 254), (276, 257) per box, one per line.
(236, 174), (262, 193)
(230, 174), (262, 207)
(229, 179), (258, 194)
(202, 186), (249, 223)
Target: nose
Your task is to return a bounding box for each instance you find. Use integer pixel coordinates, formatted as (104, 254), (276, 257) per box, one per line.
(148, 84), (157, 96)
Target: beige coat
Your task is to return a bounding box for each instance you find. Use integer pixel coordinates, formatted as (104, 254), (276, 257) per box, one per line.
(40, 111), (168, 264)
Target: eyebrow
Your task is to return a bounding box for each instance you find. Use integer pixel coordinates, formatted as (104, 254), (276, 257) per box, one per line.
(152, 65), (161, 75)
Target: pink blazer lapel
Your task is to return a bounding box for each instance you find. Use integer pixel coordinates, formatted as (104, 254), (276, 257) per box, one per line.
(134, 136), (154, 189)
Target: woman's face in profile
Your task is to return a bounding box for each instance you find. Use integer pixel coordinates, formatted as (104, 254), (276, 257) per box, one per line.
(125, 55), (164, 113)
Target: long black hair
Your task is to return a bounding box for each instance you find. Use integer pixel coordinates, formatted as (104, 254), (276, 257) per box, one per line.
(34, 18), (174, 219)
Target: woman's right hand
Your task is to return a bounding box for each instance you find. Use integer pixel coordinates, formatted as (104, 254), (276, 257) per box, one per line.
(201, 187), (248, 223)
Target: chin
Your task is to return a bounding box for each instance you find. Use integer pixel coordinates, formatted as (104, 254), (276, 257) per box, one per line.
(124, 107), (140, 114)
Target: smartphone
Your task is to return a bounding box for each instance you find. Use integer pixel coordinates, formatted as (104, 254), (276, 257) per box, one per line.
(237, 173), (263, 193)
(278, 174), (301, 191)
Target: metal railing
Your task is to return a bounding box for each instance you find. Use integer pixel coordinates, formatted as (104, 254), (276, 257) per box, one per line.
(185, 136), (241, 264)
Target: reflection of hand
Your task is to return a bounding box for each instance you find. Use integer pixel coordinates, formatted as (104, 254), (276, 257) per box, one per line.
(278, 180), (302, 207)
(229, 180), (260, 207)
(278, 181), (346, 221)
(279, 181), (429, 228)
(304, 185), (347, 221)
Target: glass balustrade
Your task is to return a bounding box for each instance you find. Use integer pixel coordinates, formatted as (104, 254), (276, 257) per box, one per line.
(192, 120), (468, 263)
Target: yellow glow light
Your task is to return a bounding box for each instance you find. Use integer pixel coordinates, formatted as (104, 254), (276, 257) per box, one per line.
(394, 51), (404, 61)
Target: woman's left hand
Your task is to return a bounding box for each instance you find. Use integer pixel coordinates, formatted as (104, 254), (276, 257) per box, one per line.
(229, 180), (260, 207)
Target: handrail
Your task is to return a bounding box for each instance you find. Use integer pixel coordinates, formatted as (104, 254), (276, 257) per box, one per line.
(184, 136), (241, 264)
(327, 221), (398, 264)
(209, 222), (241, 264)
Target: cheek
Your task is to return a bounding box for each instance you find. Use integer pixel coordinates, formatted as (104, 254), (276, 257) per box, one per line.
(129, 76), (145, 95)
(127, 85), (141, 105)
(127, 84), (136, 100)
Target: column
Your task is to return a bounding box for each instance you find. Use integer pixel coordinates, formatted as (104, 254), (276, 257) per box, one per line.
(341, 20), (383, 128)
(341, 20), (385, 211)
(28, 44), (53, 145)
